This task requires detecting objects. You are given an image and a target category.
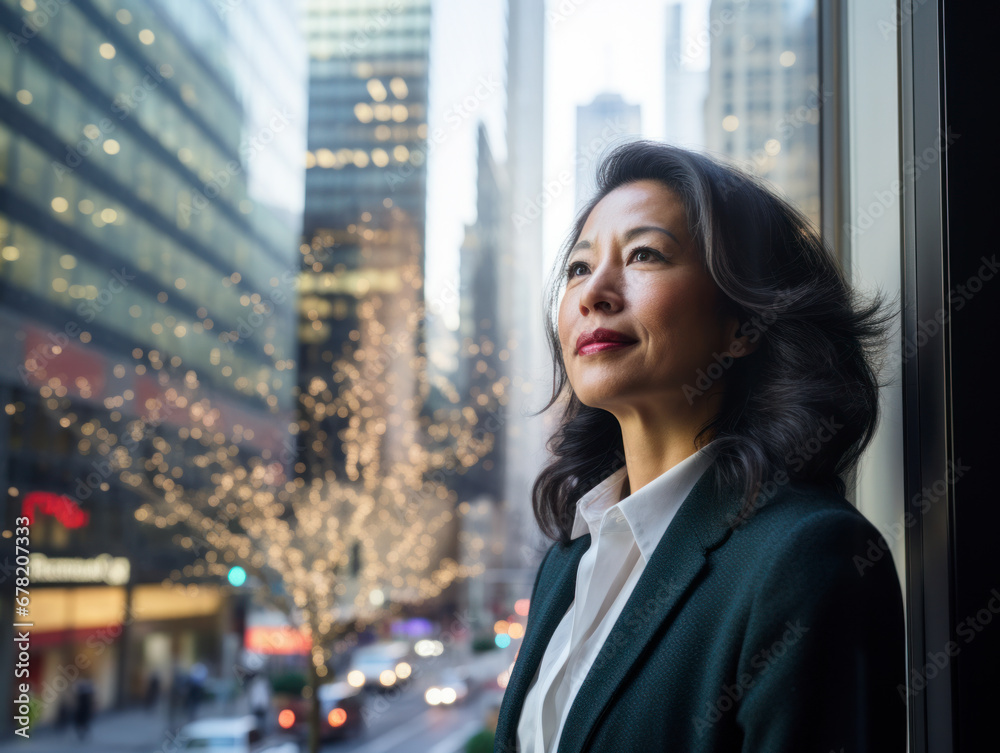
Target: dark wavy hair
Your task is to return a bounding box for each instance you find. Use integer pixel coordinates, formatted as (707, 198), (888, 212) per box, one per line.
(529, 140), (895, 545)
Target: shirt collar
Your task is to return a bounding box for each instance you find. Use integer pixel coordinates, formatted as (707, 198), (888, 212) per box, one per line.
(569, 440), (720, 564)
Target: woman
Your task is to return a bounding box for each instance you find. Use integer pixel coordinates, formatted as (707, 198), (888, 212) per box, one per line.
(493, 141), (905, 752)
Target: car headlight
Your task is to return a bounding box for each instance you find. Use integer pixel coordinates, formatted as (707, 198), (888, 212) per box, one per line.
(347, 670), (366, 687)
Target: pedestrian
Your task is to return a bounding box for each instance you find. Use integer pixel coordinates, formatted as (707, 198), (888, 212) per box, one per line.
(186, 661), (208, 720)
(55, 691), (72, 732)
(72, 675), (95, 741)
(247, 671), (271, 730)
(145, 671), (161, 710)
(168, 661), (186, 726)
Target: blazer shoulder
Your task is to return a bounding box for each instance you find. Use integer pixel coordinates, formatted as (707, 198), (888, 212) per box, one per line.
(743, 480), (879, 534)
(728, 480), (898, 577)
(726, 481), (905, 652)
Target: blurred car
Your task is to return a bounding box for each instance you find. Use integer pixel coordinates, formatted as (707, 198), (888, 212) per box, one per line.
(345, 640), (415, 692)
(422, 666), (471, 707)
(274, 680), (365, 741)
(318, 680), (365, 738)
(171, 714), (298, 753)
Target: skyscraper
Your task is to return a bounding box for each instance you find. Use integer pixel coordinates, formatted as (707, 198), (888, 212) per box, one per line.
(298, 0), (432, 482)
(302, 0), (431, 243)
(664, 2), (708, 148)
(500, 0), (553, 591)
(455, 123), (508, 628)
(574, 92), (642, 213)
(703, 0), (820, 227)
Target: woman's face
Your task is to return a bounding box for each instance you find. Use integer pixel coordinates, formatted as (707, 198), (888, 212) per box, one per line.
(557, 179), (739, 412)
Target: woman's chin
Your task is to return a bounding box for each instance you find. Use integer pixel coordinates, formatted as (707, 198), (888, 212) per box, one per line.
(573, 388), (629, 411)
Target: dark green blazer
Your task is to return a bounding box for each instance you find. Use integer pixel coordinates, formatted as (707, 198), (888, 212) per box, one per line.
(494, 463), (906, 752)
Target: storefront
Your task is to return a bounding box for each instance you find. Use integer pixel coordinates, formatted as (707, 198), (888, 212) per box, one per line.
(18, 555), (228, 725)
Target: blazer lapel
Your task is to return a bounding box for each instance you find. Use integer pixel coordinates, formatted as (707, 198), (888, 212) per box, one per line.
(555, 462), (741, 753)
(495, 532), (592, 750)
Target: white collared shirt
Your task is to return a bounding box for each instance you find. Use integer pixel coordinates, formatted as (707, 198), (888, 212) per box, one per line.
(516, 441), (719, 752)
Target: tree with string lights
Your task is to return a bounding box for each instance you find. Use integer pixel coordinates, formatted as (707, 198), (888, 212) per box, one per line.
(29, 262), (507, 753)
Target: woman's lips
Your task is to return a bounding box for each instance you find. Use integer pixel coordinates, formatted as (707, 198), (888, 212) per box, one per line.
(578, 341), (637, 355)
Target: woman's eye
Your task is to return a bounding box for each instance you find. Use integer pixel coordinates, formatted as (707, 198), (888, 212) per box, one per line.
(631, 247), (661, 262)
(565, 249), (662, 279)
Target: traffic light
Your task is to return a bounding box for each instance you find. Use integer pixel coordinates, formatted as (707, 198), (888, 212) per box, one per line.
(228, 565), (247, 587)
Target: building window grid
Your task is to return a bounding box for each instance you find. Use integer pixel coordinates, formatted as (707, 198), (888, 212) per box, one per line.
(10, 63), (288, 302)
(3, 126), (290, 362)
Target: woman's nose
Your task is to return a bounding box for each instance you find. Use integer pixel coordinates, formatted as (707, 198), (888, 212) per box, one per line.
(578, 263), (624, 314)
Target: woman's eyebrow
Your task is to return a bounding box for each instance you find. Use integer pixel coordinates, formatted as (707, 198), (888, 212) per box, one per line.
(570, 225), (682, 255)
(623, 225), (681, 246)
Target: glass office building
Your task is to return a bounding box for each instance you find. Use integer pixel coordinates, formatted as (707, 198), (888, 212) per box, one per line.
(297, 0), (432, 482)
(0, 0), (305, 725)
(302, 0), (431, 241)
(704, 0), (820, 228)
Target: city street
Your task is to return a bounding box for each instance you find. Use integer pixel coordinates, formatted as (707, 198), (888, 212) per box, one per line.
(0, 645), (513, 753)
(0, 684), (502, 753)
(318, 687), (500, 753)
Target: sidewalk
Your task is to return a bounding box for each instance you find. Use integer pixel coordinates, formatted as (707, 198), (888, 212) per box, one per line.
(0, 696), (249, 753)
